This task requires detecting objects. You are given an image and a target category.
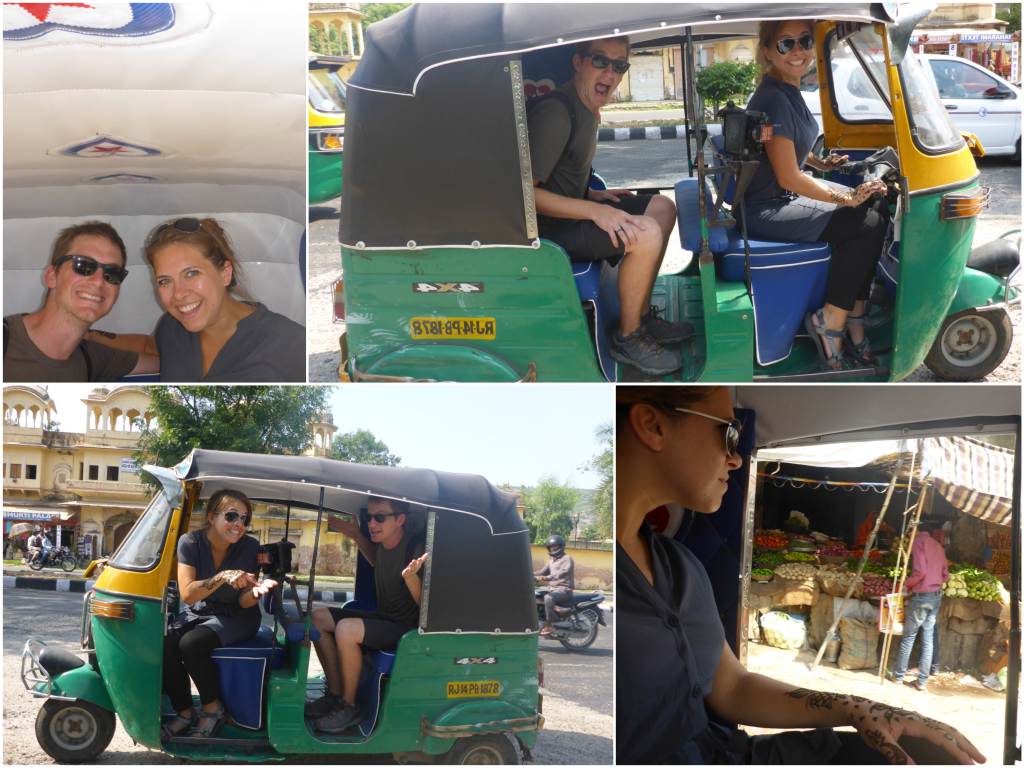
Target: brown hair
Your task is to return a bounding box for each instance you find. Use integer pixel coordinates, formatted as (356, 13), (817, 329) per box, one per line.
(755, 19), (815, 78)
(616, 386), (719, 427)
(145, 217), (257, 306)
(576, 35), (631, 60)
(50, 221), (128, 268)
(203, 489), (253, 530)
(367, 495), (411, 518)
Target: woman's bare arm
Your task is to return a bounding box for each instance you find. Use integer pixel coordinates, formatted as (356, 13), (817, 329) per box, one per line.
(85, 331), (159, 356)
(764, 136), (884, 207)
(178, 563), (256, 605)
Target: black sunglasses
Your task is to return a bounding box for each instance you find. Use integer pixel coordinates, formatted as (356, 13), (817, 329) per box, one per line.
(218, 508), (252, 527)
(52, 254), (129, 285)
(362, 511), (400, 524)
(775, 35), (814, 55)
(148, 217), (207, 246)
(583, 53), (630, 75)
(674, 407), (743, 457)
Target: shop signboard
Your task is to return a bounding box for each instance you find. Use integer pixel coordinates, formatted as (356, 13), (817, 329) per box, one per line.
(879, 592), (909, 634)
(1013, 42), (1019, 85)
(4, 510), (64, 521)
(120, 458), (140, 474)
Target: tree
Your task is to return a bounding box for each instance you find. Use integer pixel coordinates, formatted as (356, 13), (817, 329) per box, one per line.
(580, 422), (613, 540)
(361, 3), (410, 30)
(134, 386), (330, 490)
(524, 476), (579, 544)
(997, 5), (1020, 34)
(332, 429), (401, 466)
(695, 61), (760, 117)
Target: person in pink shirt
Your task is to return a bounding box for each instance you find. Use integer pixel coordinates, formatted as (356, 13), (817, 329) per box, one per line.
(890, 522), (949, 690)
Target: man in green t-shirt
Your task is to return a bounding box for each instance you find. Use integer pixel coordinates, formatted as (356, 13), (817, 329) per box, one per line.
(528, 36), (690, 376)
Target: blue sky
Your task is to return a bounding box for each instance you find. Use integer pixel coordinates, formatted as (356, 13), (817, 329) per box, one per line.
(35, 384), (612, 489)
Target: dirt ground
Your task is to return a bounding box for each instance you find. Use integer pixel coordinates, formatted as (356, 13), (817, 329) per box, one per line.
(740, 639), (1010, 763)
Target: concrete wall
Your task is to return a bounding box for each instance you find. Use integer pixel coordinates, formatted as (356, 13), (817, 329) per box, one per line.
(531, 544), (613, 590)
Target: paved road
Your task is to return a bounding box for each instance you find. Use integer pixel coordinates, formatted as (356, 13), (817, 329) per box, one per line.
(3, 588), (612, 764)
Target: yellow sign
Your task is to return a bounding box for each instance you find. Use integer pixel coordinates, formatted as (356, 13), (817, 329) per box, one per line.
(446, 680), (501, 698)
(410, 317), (496, 340)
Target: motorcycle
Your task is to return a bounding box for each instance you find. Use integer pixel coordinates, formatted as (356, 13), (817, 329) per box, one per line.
(28, 546), (77, 573)
(534, 585), (606, 651)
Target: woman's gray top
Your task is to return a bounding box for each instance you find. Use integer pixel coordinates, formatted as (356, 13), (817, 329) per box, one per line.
(155, 302), (306, 383)
(741, 75), (838, 243)
(172, 529), (261, 646)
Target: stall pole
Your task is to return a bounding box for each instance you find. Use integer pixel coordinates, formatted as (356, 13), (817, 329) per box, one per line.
(1002, 419), (1021, 766)
(811, 452), (904, 671)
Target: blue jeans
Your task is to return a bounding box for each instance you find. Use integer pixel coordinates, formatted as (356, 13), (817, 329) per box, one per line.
(894, 591), (942, 685)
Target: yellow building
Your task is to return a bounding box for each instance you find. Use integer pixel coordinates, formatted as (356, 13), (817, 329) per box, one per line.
(310, 2), (365, 81)
(3, 385), (153, 558)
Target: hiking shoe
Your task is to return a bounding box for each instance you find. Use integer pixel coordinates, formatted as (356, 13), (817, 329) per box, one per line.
(314, 700), (362, 734)
(304, 691), (342, 719)
(640, 305), (694, 344)
(610, 330), (682, 376)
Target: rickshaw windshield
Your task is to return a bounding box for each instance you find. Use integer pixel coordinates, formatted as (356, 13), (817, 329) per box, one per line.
(108, 489), (177, 572)
(309, 68), (346, 113)
(898, 53), (965, 154)
(826, 27), (892, 121)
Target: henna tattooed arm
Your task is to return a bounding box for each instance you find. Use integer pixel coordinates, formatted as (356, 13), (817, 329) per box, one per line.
(762, 135), (886, 208)
(177, 564), (258, 605)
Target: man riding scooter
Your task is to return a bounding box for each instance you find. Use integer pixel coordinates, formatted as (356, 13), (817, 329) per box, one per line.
(534, 535), (574, 636)
(27, 527), (52, 566)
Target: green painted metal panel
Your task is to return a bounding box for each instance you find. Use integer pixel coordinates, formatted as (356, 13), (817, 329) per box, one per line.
(92, 592), (164, 749)
(946, 266), (1006, 316)
(364, 342), (527, 382)
(701, 275), (754, 382)
(889, 187), (976, 381)
(342, 243), (604, 382)
(309, 151), (344, 205)
(50, 664), (114, 712)
(422, 699), (539, 755)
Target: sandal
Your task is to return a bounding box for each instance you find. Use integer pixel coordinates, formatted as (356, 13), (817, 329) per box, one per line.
(160, 709), (197, 743)
(844, 315), (878, 368)
(187, 702), (227, 739)
(803, 309), (846, 371)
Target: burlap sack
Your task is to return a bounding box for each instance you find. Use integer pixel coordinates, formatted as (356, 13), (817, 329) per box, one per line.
(837, 616), (880, 670)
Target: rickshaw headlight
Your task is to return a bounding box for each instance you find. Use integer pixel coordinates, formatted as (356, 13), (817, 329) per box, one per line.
(91, 597), (134, 621)
(940, 186), (990, 222)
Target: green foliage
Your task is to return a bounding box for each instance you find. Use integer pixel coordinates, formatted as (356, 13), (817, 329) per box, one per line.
(332, 428), (401, 466)
(134, 386), (329, 490)
(523, 476), (579, 544)
(580, 422), (612, 540)
(997, 5), (1021, 34)
(362, 3), (411, 28)
(695, 61), (759, 115)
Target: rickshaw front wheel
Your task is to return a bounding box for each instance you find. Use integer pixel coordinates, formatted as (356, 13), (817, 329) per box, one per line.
(924, 308), (1012, 381)
(442, 733), (519, 764)
(35, 699), (115, 764)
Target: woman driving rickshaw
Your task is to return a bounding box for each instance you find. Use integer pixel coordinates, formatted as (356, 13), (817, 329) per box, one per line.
(21, 450), (541, 765)
(335, 3), (1017, 383)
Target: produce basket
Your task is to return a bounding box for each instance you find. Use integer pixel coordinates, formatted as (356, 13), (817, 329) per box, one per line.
(752, 572), (774, 583)
(750, 562), (779, 572)
(818, 554), (852, 566)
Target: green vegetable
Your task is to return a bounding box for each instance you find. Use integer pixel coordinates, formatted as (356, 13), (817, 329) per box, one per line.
(754, 552), (786, 565)
(784, 517), (807, 527)
(784, 552), (816, 561)
(752, 568), (774, 578)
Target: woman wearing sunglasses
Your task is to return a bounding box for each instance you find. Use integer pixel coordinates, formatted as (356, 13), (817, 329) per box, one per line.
(615, 386), (982, 765)
(161, 489), (278, 740)
(741, 20), (889, 372)
(90, 217), (305, 381)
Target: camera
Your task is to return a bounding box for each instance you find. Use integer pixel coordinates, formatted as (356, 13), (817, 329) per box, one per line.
(718, 101), (771, 158)
(257, 540), (295, 579)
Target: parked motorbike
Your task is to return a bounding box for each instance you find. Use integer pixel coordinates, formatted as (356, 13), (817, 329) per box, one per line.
(534, 586), (606, 651)
(28, 546), (77, 572)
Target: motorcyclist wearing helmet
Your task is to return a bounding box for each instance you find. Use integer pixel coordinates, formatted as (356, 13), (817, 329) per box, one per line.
(534, 534), (575, 636)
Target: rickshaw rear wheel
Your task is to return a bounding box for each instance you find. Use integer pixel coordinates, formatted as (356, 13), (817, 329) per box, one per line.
(924, 308), (1012, 381)
(442, 734), (519, 764)
(35, 698), (115, 763)
(557, 608), (600, 651)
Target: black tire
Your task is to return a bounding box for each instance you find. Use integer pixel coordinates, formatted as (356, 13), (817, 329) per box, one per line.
(35, 699), (115, 764)
(443, 734), (519, 765)
(61, 554), (77, 572)
(809, 135), (826, 178)
(557, 608), (599, 651)
(924, 308), (1013, 381)
(1013, 137), (1021, 165)
(29, 556), (45, 571)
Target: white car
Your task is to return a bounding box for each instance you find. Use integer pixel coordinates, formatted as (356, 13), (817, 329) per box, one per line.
(801, 54), (1021, 161)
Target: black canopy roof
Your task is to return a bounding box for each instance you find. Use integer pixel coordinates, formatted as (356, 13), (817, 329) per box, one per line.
(174, 449), (525, 536)
(350, 3), (894, 96)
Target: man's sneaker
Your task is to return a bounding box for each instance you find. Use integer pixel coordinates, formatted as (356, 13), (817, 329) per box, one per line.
(304, 691), (342, 719)
(314, 700), (362, 734)
(610, 330), (682, 376)
(640, 305), (694, 345)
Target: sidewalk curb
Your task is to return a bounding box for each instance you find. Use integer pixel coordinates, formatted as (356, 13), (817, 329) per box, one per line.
(597, 123), (722, 142)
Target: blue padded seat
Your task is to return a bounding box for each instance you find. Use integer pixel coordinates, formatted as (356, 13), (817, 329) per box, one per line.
(261, 593), (322, 643)
(572, 260), (601, 301)
(674, 177), (730, 255)
(356, 648), (400, 736)
(210, 625), (285, 730)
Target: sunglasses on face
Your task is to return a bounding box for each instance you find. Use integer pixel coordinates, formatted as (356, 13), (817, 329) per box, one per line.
(775, 35), (814, 55)
(52, 255), (129, 285)
(362, 511), (400, 524)
(218, 508), (252, 527)
(583, 53), (630, 75)
(148, 217), (207, 246)
(673, 407), (743, 457)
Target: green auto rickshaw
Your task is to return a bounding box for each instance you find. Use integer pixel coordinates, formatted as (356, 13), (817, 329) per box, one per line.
(309, 53), (350, 206)
(334, 3), (1018, 383)
(22, 450), (541, 764)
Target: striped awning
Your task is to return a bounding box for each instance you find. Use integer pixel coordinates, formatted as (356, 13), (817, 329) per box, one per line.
(920, 436), (1014, 525)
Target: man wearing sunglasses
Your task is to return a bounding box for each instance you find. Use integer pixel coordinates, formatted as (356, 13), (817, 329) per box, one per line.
(306, 496), (428, 734)
(4, 222), (159, 382)
(527, 36), (690, 377)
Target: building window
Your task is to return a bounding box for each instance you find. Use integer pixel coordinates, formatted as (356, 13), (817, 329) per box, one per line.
(79, 463), (84, 480)
(10, 464), (21, 479)
(88, 465), (99, 481)
(106, 466), (119, 482)
(25, 464), (37, 480)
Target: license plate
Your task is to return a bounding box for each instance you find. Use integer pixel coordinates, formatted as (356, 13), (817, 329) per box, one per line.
(446, 680), (501, 698)
(410, 317), (495, 340)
